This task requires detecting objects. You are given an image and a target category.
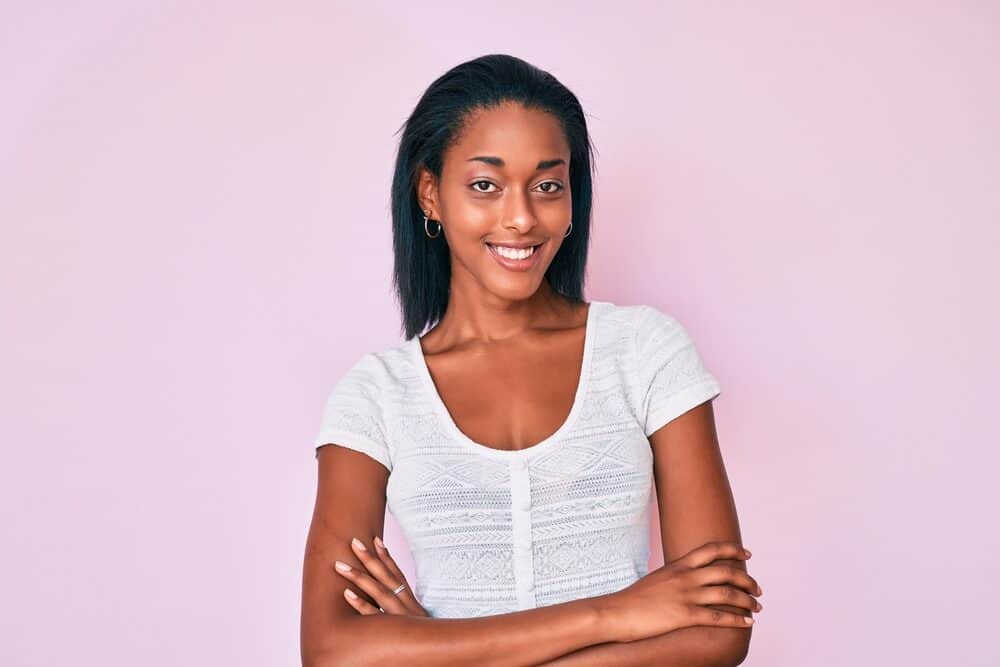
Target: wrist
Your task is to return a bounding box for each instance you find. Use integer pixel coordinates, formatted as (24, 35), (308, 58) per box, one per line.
(587, 591), (624, 644)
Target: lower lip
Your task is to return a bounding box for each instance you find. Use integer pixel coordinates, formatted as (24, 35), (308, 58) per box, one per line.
(486, 242), (544, 272)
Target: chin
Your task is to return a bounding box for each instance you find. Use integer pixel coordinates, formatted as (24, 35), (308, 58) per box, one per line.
(484, 278), (544, 302)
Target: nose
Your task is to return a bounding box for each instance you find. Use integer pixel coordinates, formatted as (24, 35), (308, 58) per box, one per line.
(501, 186), (538, 234)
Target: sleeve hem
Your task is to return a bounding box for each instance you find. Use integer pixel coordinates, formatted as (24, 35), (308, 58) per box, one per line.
(644, 379), (721, 438)
(314, 429), (393, 473)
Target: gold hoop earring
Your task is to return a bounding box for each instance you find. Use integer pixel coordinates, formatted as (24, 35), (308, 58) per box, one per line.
(423, 211), (442, 239)
(564, 222), (573, 238)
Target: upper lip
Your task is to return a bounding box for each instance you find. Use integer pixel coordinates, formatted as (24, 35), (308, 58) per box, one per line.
(486, 240), (545, 249)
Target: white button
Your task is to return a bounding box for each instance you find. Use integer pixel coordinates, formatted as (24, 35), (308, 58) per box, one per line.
(525, 581), (535, 593)
(517, 494), (532, 511)
(516, 458), (529, 471)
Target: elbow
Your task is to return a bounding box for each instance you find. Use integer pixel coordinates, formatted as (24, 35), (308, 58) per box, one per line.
(306, 649), (362, 667)
(306, 645), (364, 667)
(663, 625), (750, 667)
(699, 602), (753, 667)
(308, 641), (380, 667)
(302, 642), (343, 667)
(302, 650), (328, 667)
(705, 627), (751, 667)
(303, 621), (371, 667)
(715, 638), (750, 667)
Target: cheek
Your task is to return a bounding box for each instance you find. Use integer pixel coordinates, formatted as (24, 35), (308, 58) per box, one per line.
(443, 201), (494, 236)
(537, 199), (573, 227)
(439, 184), (474, 212)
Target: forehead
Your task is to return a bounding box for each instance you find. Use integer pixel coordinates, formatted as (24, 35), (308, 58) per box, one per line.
(447, 103), (570, 170)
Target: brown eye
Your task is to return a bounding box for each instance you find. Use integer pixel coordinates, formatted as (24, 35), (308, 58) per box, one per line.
(537, 181), (564, 194)
(471, 180), (498, 193)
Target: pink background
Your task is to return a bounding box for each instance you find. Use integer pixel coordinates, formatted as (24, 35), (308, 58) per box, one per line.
(3, 2), (997, 665)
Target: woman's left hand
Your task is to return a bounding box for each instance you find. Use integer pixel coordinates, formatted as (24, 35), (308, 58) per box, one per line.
(333, 536), (429, 617)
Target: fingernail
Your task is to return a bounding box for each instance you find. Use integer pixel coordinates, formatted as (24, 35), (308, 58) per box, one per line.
(352, 537), (367, 551)
(744, 549), (751, 557)
(335, 560), (351, 573)
(374, 536), (385, 551)
(344, 588), (358, 600)
(744, 616), (754, 624)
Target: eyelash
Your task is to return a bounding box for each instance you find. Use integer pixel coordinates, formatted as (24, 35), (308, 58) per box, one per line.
(470, 180), (564, 194)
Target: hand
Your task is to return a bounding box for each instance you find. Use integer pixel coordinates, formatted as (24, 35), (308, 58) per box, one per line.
(600, 541), (762, 643)
(333, 536), (430, 617)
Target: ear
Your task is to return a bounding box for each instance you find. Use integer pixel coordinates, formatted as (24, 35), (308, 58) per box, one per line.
(415, 165), (439, 218)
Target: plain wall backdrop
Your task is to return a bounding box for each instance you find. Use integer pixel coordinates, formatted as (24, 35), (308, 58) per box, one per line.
(2, 1), (997, 665)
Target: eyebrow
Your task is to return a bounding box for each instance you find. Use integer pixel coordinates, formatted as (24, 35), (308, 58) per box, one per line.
(467, 156), (567, 170)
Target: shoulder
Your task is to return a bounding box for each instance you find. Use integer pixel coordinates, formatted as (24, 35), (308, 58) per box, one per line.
(624, 304), (722, 435)
(319, 345), (412, 421)
(333, 351), (386, 391)
(337, 340), (412, 387)
(314, 345), (409, 467)
(600, 301), (693, 353)
(631, 302), (682, 328)
(632, 304), (695, 349)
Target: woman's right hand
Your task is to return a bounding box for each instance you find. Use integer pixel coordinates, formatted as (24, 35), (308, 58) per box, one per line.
(600, 541), (762, 643)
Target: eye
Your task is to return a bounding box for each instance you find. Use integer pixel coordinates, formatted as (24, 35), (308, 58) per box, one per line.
(536, 181), (565, 194)
(470, 180), (498, 193)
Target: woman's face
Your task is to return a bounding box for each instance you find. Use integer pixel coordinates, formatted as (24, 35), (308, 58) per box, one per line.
(418, 102), (573, 303)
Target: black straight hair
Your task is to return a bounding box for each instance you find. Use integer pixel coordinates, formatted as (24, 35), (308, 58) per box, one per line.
(389, 54), (598, 340)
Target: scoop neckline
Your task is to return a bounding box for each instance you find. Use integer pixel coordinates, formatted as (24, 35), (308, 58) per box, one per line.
(409, 300), (604, 460)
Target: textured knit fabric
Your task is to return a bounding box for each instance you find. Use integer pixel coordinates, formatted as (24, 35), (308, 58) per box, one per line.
(312, 300), (722, 618)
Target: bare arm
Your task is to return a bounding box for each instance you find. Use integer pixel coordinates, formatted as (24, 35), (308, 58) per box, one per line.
(300, 444), (621, 667)
(538, 402), (755, 666)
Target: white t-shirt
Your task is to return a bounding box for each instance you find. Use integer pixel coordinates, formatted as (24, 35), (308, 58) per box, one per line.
(313, 299), (722, 618)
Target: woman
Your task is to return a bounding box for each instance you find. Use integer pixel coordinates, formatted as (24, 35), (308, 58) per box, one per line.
(301, 54), (762, 666)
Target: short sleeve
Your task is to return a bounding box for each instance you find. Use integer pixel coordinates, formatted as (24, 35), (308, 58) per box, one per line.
(635, 305), (722, 437)
(313, 353), (393, 473)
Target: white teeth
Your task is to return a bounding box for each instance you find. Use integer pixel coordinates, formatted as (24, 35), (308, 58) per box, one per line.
(489, 243), (536, 260)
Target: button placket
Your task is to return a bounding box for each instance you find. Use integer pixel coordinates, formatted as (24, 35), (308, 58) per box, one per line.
(510, 457), (536, 609)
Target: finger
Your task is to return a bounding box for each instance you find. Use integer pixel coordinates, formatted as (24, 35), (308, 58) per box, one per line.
(693, 562), (762, 596)
(372, 536), (407, 582)
(336, 561), (408, 614)
(343, 587), (381, 615)
(692, 585), (762, 613)
(700, 552), (762, 598)
(350, 538), (398, 587)
(333, 560), (409, 615)
(371, 537), (423, 613)
(355, 537), (421, 615)
(688, 603), (755, 628)
(679, 541), (751, 569)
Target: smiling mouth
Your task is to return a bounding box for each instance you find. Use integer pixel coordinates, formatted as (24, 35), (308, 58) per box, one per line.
(484, 241), (544, 260)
